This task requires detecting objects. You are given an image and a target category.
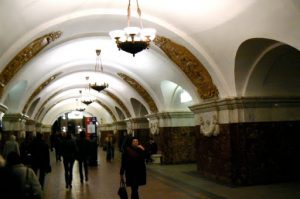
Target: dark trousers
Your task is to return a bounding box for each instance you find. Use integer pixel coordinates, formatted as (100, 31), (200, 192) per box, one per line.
(63, 157), (75, 187)
(131, 185), (139, 199)
(78, 158), (88, 182)
(32, 166), (46, 189)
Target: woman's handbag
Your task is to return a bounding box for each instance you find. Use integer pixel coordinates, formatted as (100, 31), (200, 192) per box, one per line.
(118, 179), (128, 199)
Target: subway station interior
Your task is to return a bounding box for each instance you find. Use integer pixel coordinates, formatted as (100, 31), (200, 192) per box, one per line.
(0, 0), (300, 198)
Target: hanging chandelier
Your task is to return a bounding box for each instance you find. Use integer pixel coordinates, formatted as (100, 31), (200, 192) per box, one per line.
(81, 88), (94, 106)
(109, 0), (156, 56)
(89, 49), (109, 92)
(75, 98), (86, 112)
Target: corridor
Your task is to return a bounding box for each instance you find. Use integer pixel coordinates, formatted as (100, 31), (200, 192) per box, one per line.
(43, 148), (300, 199)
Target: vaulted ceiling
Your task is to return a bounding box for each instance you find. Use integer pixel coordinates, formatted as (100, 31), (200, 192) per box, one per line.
(0, 0), (300, 125)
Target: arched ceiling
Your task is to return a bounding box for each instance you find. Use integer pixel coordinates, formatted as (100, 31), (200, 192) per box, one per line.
(0, 0), (299, 125)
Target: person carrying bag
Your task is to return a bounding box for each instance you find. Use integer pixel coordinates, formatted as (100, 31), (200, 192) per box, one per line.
(118, 178), (128, 199)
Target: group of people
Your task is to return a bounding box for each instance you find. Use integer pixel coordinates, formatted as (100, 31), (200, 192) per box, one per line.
(52, 130), (91, 188)
(0, 130), (158, 199)
(0, 133), (50, 199)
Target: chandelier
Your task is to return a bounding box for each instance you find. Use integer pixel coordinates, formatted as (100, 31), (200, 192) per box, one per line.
(80, 88), (94, 106)
(109, 0), (156, 56)
(75, 98), (86, 112)
(89, 49), (109, 92)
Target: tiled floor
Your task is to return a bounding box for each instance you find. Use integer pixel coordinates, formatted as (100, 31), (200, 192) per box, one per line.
(43, 148), (300, 199)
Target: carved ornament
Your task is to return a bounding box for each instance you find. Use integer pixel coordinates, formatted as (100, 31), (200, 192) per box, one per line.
(154, 36), (219, 99)
(118, 73), (158, 113)
(23, 73), (60, 114)
(199, 114), (220, 137)
(95, 100), (117, 122)
(105, 91), (131, 118)
(0, 31), (62, 98)
(150, 120), (159, 135)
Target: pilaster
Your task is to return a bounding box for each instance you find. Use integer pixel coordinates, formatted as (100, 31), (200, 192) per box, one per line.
(189, 97), (300, 185)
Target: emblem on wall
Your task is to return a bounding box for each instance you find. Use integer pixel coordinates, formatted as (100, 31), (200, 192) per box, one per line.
(126, 122), (133, 135)
(199, 114), (220, 137)
(150, 120), (159, 135)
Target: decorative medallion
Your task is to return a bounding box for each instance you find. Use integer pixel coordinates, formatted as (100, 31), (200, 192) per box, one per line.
(0, 31), (62, 98)
(154, 36), (219, 100)
(117, 73), (158, 113)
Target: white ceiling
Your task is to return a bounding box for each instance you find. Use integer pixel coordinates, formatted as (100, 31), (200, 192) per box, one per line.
(1, 0), (300, 125)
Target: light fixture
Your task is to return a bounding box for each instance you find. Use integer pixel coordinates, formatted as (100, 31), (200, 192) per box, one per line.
(109, 0), (156, 56)
(81, 78), (95, 105)
(89, 49), (109, 92)
(75, 98), (86, 112)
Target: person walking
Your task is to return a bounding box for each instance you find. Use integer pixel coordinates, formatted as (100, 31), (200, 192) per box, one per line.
(76, 130), (90, 183)
(120, 137), (146, 199)
(61, 131), (78, 189)
(3, 134), (20, 158)
(29, 132), (51, 189)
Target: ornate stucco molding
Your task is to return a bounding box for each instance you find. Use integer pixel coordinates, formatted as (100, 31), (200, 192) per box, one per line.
(0, 103), (8, 113)
(146, 111), (195, 129)
(105, 91), (131, 118)
(23, 73), (60, 114)
(118, 73), (158, 113)
(190, 97), (300, 124)
(154, 36), (219, 100)
(0, 31), (62, 98)
(95, 100), (117, 122)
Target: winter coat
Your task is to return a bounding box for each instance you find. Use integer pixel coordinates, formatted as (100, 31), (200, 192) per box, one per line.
(120, 146), (146, 186)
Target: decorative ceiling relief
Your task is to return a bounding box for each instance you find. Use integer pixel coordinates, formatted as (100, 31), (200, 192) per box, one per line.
(117, 73), (158, 113)
(105, 91), (131, 118)
(95, 99), (117, 122)
(0, 31), (62, 98)
(23, 73), (60, 114)
(154, 36), (219, 100)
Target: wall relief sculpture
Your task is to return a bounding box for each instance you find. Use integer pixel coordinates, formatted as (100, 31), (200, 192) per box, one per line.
(0, 31), (62, 98)
(199, 113), (220, 137)
(150, 120), (159, 135)
(154, 36), (219, 100)
(118, 73), (158, 113)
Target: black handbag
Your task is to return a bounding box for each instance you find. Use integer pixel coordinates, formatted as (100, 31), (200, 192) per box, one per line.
(118, 179), (128, 199)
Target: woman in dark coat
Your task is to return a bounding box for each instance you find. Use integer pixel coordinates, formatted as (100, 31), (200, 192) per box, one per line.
(120, 137), (146, 199)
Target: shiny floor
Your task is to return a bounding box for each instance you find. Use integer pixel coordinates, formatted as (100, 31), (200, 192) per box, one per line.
(43, 148), (300, 199)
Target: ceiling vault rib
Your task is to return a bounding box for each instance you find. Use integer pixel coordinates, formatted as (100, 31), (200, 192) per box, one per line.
(23, 73), (61, 114)
(154, 35), (219, 100)
(95, 99), (117, 122)
(0, 31), (62, 99)
(117, 73), (158, 113)
(105, 91), (131, 118)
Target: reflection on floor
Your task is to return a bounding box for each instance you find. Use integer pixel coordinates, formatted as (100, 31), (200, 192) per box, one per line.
(43, 148), (300, 199)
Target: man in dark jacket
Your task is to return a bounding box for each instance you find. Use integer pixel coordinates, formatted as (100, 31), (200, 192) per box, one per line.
(61, 131), (78, 189)
(29, 132), (51, 189)
(76, 130), (90, 183)
(120, 137), (146, 199)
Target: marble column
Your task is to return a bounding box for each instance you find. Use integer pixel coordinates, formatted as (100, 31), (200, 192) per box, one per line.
(190, 97), (300, 185)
